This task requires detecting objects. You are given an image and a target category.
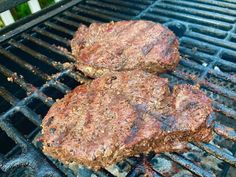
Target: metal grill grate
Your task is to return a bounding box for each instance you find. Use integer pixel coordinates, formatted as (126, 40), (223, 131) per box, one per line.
(0, 0), (235, 176)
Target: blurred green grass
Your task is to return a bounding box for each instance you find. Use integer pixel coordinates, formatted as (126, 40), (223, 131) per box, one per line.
(0, 19), (3, 28)
(0, 0), (55, 28)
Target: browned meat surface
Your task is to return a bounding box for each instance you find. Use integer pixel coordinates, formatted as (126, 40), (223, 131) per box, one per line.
(42, 70), (213, 170)
(71, 20), (179, 78)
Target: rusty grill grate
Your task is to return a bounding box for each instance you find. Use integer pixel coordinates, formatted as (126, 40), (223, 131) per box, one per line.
(0, 0), (235, 176)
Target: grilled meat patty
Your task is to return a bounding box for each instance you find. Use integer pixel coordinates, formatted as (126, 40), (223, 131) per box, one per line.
(71, 20), (179, 78)
(42, 70), (213, 170)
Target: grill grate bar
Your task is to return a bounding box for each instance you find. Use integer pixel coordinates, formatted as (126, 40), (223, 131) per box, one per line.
(181, 36), (221, 54)
(33, 27), (70, 47)
(179, 46), (217, 63)
(150, 8), (232, 30)
(0, 62), (117, 177)
(0, 121), (29, 151)
(72, 6), (121, 22)
(141, 13), (169, 23)
(31, 87), (55, 107)
(0, 148), (62, 177)
(1, 154), (31, 171)
(207, 68), (236, 84)
(44, 21), (75, 36)
(95, 169), (116, 177)
(133, 0), (160, 20)
(198, 0), (236, 10)
(220, 51), (236, 69)
(126, 165), (163, 177)
(21, 33), (75, 62)
(0, 87), (18, 106)
(181, 35), (236, 63)
(77, 4), (132, 20)
(199, 81), (236, 101)
(169, 66), (236, 119)
(98, 0), (147, 10)
(159, 21), (236, 174)
(54, 16), (81, 28)
(164, 153), (215, 177)
(170, 64), (236, 116)
(63, 11), (98, 24)
(0, 63), (34, 93)
(189, 24), (227, 39)
(38, 73), (82, 96)
(0, 47), (49, 81)
(180, 46), (236, 72)
(157, 2), (236, 23)
(45, 82), (71, 95)
(195, 20), (236, 81)
(36, 72), (80, 104)
(170, 70), (197, 83)
(85, 0), (140, 15)
(229, 33), (236, 41)
(0, 68), (84, 175)
(33, 93), (54, 108)
(0, 101), (42, 128)
(179, 59), (209, 73)
(123, 0), (154, 5)
(214, 122), (236, 142)
(125, 155), (164, 177)
(186, 32), (236, 51)
(8, 39), (64, 72)
(212, 101), (236, 119)
(197, 143), (236, 168)
(215, 60), (236, 74)
(66, 72), (88, 84)
(0, 71), (78, 127)
(19, 107), (42, 127)
(163, 0), (236, 16)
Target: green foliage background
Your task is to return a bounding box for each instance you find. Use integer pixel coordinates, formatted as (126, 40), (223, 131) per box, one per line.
(0, 0), (55, 28)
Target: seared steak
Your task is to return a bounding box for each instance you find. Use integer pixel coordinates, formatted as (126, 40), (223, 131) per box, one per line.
(42, 70), (213, 170)
(71, 20), (179, 78)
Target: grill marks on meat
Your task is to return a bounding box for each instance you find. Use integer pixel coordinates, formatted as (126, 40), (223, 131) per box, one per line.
(42, 70), (213, 170)
(71, 20), (179, 78)
(124, 104), (147, 145)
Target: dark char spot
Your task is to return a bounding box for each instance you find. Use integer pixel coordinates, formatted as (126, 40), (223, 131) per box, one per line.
(45, 116), (54, 127)
(142, 38), (160, 56)
(124, 104), (147, 144)
(50, 128), (56, 134)
(111, 76), (117, 80)
(150, 113), (176, 131)
(164, 35), (177, 56)
(106, 75), (118, 84)
(160, 115), (176, 131)
(184, 102), (198, 110)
